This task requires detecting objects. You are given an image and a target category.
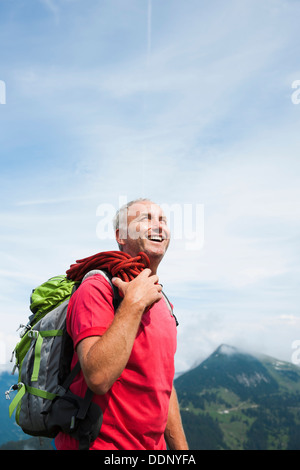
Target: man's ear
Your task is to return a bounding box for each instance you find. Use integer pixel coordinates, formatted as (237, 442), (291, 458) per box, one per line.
(115, 229), (126, 249)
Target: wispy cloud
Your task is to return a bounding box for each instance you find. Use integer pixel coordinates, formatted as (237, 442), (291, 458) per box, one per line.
(39, 0), (60, 22)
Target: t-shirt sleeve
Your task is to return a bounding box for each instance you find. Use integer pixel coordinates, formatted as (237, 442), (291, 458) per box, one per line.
(66, 273), (115, 349)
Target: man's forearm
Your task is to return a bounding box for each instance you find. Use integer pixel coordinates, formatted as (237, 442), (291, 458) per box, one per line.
(165, 385), (189, 450)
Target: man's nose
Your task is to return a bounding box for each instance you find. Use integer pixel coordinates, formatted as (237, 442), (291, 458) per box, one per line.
(150, 219), (163, 235)
(150, 217), (162, 231)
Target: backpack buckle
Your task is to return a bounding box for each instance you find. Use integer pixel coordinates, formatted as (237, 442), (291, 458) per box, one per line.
(5, 382), (24, 400)
(28, 330), (39, 339)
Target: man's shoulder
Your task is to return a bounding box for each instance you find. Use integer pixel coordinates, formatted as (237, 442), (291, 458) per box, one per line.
(73, 270), (121, 310)
(82, 269), (114, 288)
(69, 271), (114, 303)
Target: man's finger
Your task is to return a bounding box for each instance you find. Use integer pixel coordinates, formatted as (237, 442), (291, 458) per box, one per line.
(111, 277), (125, 288)
(139, 268), (152, 277)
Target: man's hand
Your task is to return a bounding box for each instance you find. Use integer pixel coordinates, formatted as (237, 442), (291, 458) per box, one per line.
(112, 268), (163, 312)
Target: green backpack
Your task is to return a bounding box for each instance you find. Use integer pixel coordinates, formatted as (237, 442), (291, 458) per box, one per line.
(6, 269), (117, 450)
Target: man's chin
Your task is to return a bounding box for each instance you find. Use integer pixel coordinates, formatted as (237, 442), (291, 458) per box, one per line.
(123, 238), (169, 261)
(143, 241), (169, 258)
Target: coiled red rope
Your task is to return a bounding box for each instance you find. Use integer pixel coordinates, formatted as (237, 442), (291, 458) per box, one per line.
(66, 251), (150, 283)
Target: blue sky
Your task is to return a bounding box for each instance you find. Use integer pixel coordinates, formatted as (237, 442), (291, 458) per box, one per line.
(1, 0), (300, 372)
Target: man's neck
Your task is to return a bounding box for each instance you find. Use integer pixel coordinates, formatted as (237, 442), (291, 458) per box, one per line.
(122, 248), (161, 275)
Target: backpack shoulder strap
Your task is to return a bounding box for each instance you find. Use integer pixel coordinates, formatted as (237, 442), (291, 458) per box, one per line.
(162, 291), (179, 326)
(82, 269), (121, 310)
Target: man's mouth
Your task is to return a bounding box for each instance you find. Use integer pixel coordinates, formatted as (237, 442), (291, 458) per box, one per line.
(147, 235), (165, 243)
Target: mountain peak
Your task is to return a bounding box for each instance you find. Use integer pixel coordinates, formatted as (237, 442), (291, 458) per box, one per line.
(214, 344), (239, 356)
(175, 344), (279, 400)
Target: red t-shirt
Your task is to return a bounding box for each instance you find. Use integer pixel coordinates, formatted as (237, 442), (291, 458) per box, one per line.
(55, 273), (177, 450)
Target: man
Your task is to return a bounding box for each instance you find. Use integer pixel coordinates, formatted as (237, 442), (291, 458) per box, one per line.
(55, 198), (188, 450)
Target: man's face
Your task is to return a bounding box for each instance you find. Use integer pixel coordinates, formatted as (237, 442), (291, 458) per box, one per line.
(117, 201), (170, 265)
